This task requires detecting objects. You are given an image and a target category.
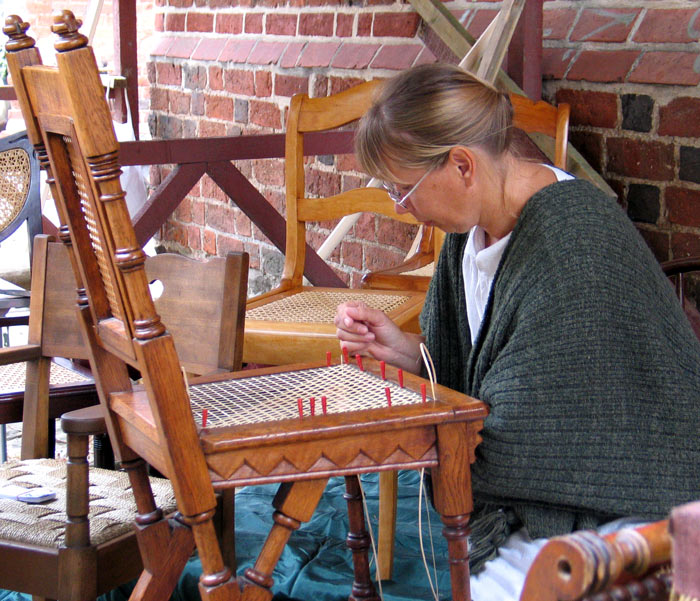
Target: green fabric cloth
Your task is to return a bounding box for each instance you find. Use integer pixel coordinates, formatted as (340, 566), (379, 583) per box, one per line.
(420, 178), (700, 539)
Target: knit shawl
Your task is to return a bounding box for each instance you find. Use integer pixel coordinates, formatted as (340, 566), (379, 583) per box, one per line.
(420, 178), (700, 541)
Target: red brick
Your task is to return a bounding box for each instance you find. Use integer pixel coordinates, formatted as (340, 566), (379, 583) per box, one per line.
(206, 95), (233, 120)
(357, 13), (372, 36)
(567, 130), (604, 174)
(336, 153), (361, 173)
(218, 235), (245, 256)
(245, 13), (263, 34)
(219, 39), (255, 63)
(414, 47), (438, 67)
(299, 13), (334, 36)
(186, 12), (213, 32)
(215, 13), (243, 34)
(207, 203), (235, 232)
(249, 100), (282, 128)
(154, 13), (164, 32)
(252, 158), (285, 186)
(606, 138), (675, 181)
(175, 196), (193, 222)
(306, 168), (342, 197)
(365, 246), (405, 272)
(329, 76), (365, 95)
(638, 228), (669, 263)
(191, 38), (225, 61)
(377, 217), (415, 247)
(169, 90), (191, 114)
(570, 8), (640, 42)
(541, 47), (575, 80)
(150, 87), (168, 111)
(275, 74), (309, 97)
(224, 69), (255, 95)
(370, 44), (422, 70)
(313, 75), (330, 98)
(248, 41), (287, 65)
(187, 225), (201, 250)
(659, 97), (700, 138)
(629, 52), (700, 86)
(169, 0), (192, 7)
(337, 13), (354, 37)
(201, 176), (228, 202)
(200, 120), (227, 137)
(542, 7), (577, 40)
(342, 174), (365, 193)
(234, 208), (252, 237)
(165, 13), (185, 31)
(209, 66), (224, 91)
(298, 42), (341, 68)
(567, 50), (639, 83)
(280, 42), (305, 68)
(667, 187), (700, 228)
(463, 9), (499, 38)
(372, 12), (420, 37)
(203, 229), (216, 255)
(340, 240), (363, 270)
(167, 37), (199, 59)
(192, 200), (206, 225)
(156, 62), (182, 85)
(332, 43), (380, 69)
(353, 213), (376, 242)
(555, 89), (618, 128)
(254, 71), (272, 97)
(634, 9), (700, 43)
(672, 232), (700, 260)
(267, 13), (297, 35)
(150, 37), (174, 56)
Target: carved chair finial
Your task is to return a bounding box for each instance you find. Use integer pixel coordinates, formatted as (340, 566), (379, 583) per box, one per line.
(51, 10), (88, 53)
(3, 15), (36, 53)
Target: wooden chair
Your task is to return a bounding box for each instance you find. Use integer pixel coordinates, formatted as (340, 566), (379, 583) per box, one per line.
(243, 78), (426, 365)
(16, 12), (488, 601)
(361, 92), (570, 292)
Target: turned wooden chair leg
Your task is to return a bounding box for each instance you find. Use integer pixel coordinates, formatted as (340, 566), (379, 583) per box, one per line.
(376, 471), (397, 581)
(241, 479), (328, 601)
(345, 476), (380, 601)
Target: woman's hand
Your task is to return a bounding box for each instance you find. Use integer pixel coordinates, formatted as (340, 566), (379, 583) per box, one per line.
(334, 301), (425, 373)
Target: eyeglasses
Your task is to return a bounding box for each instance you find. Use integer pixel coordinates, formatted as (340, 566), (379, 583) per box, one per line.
(381, 167), (434, 209)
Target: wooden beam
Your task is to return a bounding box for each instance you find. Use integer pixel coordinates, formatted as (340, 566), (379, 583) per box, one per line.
(506, 0), (543, 99)
(113, 0), (138, 138)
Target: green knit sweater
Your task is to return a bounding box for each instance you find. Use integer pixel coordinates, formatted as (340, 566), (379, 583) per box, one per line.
(420, 178), (700, 539)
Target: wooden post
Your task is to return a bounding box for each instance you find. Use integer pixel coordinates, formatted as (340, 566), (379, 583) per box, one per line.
(506, 0), (543, 100)
(113, 0), (139, 138)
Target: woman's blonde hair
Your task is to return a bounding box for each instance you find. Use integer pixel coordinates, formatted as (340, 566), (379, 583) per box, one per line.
(356, 63), (513, 181)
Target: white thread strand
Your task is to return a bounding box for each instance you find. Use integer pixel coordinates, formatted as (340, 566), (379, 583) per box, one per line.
(418, 468), (440, 601)
(357, 476), (384, 601)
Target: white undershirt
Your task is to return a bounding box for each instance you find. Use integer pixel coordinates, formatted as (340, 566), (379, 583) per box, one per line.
(462, 165), (574, 344)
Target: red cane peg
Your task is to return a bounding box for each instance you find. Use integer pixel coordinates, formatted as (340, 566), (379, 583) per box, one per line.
(321, 396), (327, 415)
(310, 397), (316, 416)
(326, 351), (332, 367)
(202, 409), (208, 427)
(398, 369), (404, 388)
(380, 360), (386, 380)
(297, 398), (304, 419)
(355, 354), (364, 371)
(421, 383), (427, 403)
(342, 346), (349, 364)
(385, 386), (392, 407)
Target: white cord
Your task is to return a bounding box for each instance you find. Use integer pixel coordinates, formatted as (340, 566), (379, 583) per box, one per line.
(357, 475), (384, 600)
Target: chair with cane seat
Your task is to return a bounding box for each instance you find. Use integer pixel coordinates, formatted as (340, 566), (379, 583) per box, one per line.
(361, 92), (570, 293)
(243, 79), (426, 366)
(16, 12), (488, 601)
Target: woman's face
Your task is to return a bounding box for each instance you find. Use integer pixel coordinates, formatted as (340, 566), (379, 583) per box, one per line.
(384, 150), (485, 234)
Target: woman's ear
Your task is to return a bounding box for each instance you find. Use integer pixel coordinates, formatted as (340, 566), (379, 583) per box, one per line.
(448, 146), (475, 181)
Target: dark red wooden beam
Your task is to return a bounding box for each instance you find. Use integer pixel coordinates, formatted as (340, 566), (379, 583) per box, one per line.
(506, 0), (543, 99)
(113, 0), (139, 138)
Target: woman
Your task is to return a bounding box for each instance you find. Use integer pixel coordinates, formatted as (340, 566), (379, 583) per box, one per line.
(336, 63), (700, 572)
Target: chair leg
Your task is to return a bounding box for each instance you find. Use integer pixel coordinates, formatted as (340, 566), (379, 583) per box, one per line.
(376, 471), (397, 581)
(121, 458), (196, 601)
(344, 476), (380, 601)
(241, 478), (328, 601)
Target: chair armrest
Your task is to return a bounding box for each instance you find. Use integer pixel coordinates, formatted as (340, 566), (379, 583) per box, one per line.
(61, 404), (106, 436)
(0, 344), (41, 364)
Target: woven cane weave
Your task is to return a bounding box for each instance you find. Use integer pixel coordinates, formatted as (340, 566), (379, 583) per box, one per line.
(188, 363), (428, 428)
(246, 290), (410, 323)
(0, 458), (176, 548)
(0, 148), (31, 232)
(0, 361), (92, 394)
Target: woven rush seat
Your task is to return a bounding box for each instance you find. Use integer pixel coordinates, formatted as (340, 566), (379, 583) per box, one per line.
(245, 289), (411, 323)
(0, 458), (176, 547)
(0, 361), (92, 395)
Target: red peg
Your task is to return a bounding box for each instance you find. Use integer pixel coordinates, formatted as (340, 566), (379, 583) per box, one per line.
(342, 346), (349, 364)
(310, 397), (316, 416)
(326, 351), (332, 367)
(321, 396), (327, 415)
(380, 360), (386, 380)
(398, 369), (404, 388)
(355, 354), (364, 371)
(385, 386), (392, 407)
(420, 383), (427, 403)
(202, 409), (208, 428)
(297, 398), (303, 418)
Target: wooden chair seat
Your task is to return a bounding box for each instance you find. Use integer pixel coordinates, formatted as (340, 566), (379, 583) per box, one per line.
(0, 458), (176, 547)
